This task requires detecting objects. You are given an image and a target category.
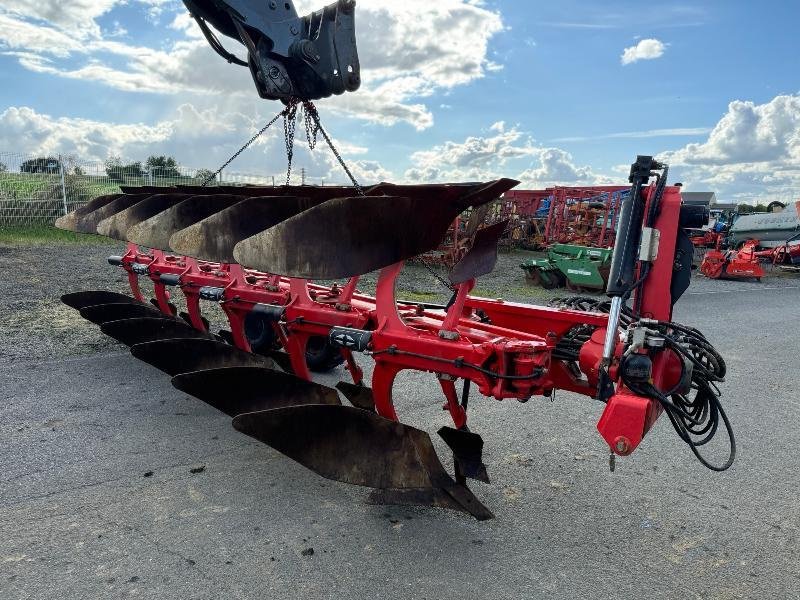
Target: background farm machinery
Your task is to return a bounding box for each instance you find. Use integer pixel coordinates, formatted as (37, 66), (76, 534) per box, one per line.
(415, 185), (629, 268)
(502, 185), (628, 250)
(56, 156), (735, 519)
(521, 244), (613, 291)
(695, 202), (800, 280)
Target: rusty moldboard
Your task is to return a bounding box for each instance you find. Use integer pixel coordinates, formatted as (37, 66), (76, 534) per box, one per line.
(130, 338), (273, 376)
(231, 404), (494, 519)
(171, 365), (341, 417)
(232, 179), (519, 278)
(95, 193), (193, 241)
(125, 194), (245, 250)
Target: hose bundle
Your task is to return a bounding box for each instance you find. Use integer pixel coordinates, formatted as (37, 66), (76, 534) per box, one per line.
(621, 319), (735, 471)
(549, 296), (634, 361)
(551, 296), (735, 471)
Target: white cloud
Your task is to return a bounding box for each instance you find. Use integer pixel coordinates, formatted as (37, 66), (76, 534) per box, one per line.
(552, 127), (712, 143)
(0, 0), (505, 130)
(518, 148), (610, 187)
(621, 38), (666, 65)
(0, 13), (84, 57)
(0, 104), (392, 186)
(0, 0), (119, 38)
(659, 94), (800, 202)
(400, 122), (611, 187)
(0, 106), (172, 159)
(404, 122), (537, 181)
(661, 95), (800, 165)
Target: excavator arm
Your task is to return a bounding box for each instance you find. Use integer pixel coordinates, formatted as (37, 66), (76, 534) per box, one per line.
(184, 0), (360, 102)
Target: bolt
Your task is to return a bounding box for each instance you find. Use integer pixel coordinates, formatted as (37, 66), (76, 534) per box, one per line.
(290, 25), (299, 35)
(614, 437), (630, 454)
(269, 1), (276, 8)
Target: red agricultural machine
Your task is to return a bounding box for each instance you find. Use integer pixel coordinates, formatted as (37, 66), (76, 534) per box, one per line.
(700, 234), (800, 280)
(53, 1), (734, 520)
(57, 156), (735, 519)
(541, 186), (627, 248)
(700, 239), (765, 281)
(497, 186), (629, 251)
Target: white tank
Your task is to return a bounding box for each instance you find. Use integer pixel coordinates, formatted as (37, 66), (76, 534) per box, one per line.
(729, 203), (800, 247)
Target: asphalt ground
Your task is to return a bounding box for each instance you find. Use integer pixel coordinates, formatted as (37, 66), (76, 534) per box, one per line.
(1, 243), (799, 599)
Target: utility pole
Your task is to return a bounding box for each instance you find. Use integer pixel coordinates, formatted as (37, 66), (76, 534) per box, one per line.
(301, 167), (306, 185)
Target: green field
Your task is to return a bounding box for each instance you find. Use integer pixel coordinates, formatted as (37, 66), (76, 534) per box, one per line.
(0, 173), (119, 197)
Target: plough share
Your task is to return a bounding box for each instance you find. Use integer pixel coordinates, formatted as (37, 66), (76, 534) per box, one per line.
(57, 156), (735, 520)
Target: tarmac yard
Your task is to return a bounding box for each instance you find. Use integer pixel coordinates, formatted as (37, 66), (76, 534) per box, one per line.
(1, 241), (799, 599)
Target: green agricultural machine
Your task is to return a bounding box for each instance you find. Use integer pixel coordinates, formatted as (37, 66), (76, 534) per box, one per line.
(521, 244), (613, 292)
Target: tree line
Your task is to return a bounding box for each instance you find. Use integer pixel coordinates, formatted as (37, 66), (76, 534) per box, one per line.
(11, 155), (215, 183)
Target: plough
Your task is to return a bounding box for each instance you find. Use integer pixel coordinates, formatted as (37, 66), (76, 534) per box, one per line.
(56, 156), (735, 519)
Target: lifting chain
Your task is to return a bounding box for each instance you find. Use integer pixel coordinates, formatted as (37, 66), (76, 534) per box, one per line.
(202, 98), (363, 195)
(283, 100), (300, 186)
(417, 255), (455, 292)
(201, 107), (289, 187)
(302, 101), (364, 195)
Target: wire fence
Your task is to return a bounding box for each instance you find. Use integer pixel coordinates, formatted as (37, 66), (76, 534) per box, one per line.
(0, 152), (322, 226)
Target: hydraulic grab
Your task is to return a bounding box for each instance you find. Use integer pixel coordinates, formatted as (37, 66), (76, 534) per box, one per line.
(53, 0), (734, 520)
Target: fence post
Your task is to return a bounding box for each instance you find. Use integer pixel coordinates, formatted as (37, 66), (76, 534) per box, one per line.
(58, 154), (68, 216)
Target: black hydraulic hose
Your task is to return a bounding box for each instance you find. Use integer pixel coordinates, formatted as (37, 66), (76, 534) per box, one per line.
(192, 14), (249, 66)
(620, 318), (735, 471)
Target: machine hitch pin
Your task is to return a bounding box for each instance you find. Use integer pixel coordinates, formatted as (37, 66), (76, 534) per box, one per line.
(609, 452), (616, 472)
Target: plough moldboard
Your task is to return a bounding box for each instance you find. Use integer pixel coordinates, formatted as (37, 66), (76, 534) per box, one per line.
(57, 157), (735, 520)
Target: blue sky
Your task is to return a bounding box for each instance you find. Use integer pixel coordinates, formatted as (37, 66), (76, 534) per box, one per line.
(1, 0), (798, 203)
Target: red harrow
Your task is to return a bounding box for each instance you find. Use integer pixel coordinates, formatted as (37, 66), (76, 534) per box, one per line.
(57, 156), (734, 519)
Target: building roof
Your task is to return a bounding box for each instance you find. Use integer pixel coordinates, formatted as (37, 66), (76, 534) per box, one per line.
(681, 191), (717, 206)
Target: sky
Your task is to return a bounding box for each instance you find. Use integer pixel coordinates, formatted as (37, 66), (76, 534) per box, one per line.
(0, 0), (799, 203)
